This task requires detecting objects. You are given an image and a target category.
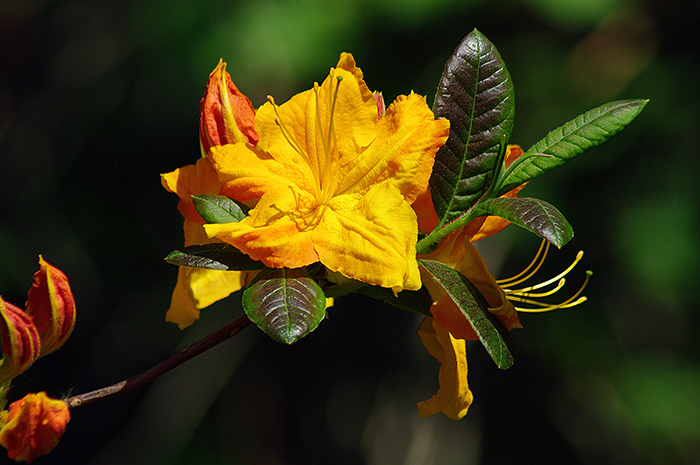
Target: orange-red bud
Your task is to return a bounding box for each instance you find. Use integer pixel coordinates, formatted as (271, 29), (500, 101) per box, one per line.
(200, 59), (258, 154)
(25, 256), (76, 357)
(0, 300), (40, 385)
(0, 392), (70, 463)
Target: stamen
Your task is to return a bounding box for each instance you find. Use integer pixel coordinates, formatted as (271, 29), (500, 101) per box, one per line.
(268, 71), (343, 206)
(497, 239), (548, 287)
(320, 76), (342, 203)
(267, 96), (307, 161)
(511, 272), (591, 312)
(499, 240), (592, 313)
(508, 250), (584, 294)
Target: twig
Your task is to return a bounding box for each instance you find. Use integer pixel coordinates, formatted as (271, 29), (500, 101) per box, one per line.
(66, 314), (251, 408)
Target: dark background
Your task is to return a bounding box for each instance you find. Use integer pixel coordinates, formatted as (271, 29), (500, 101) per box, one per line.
(2, 0), (699, 463)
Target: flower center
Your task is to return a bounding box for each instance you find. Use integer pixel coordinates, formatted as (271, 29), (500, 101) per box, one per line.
(498, 239), (592, 312)
(268, 72), (343, 206)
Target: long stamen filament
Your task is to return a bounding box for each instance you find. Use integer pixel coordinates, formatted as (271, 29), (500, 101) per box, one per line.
(269, 72), (342, 206)
(500, 239), (591, 313)
(320, 76), (343, 204)
(505, 250), (584, 294)
(497, 239), (548, 287)
(314, 83), (326, 189)
(511, 271), (591, 312)
(268, 96), (308, 162)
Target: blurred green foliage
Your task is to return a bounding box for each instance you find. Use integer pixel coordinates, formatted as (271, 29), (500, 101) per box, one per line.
(1, 0), (700, 464)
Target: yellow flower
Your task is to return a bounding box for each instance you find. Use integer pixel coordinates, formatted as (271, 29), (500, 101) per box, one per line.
(205, 53), (449, 293)
(0, 392), (70, 463)
(413, 145), (525, 419)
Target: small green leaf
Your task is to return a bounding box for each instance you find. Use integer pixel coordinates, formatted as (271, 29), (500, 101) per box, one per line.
(243, 267), (326, 344)
(473, 197), (573, 248)
(192, 194), (249, 224)
(430, 29), (515, 229)
(419, 259), (514, 369)
(497, 99), (648, 195)
(165, 244), (264, 271)
(356, 286), (433, 317)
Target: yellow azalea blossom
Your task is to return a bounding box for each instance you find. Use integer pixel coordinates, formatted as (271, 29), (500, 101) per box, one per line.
(204, 53), (449, 293)
(162, 157), (247, 329)
(413, 145), (525, 419)
(0, 392), (70, 463)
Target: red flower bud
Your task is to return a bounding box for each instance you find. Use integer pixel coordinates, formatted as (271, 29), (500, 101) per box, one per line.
(0, 300), (40, 385)
(199, 59), (258, 154)
(25, 256), (76, 357)
(0, 392), (70, 463)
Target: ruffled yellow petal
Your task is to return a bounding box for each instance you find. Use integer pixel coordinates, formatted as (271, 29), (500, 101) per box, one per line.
(318, 183), (421, 292)
(203, 185), (320, 267)
(335, 93), (447, 204)
(417, 318), (472, 420)
(205, 183), (421, 292)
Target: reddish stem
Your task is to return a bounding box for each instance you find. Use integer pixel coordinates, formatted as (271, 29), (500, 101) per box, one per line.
(67, 314), (251, 408)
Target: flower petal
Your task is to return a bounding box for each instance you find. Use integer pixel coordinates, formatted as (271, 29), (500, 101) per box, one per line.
(0, 300), (40, 384)
(420, 229), (521, 340)
(417, 318), (472, 420)
(24, 256), (76, 357)
(204, 185), (320, 268)
(335, 93), (449, 203)
(318, 183), (421, 292)
(166, 266), (246, 330)
(161, 157), (222, 224)
(200, 59), (258, 154)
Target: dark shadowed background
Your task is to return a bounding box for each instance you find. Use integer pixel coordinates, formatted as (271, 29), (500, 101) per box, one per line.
(2, 0), (699, 463)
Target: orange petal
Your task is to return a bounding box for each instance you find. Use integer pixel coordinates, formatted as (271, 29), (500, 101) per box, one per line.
(0, 300), (40, 384)
(24, 256), (76, 357)
(200, 59), (258, 154)
(419, 230), (521, 339)
(204, 185), (320, 268)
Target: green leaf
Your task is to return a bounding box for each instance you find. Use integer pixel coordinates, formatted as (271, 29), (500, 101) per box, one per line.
(419, 259), (514, 369)
(243, 267), (326, 344)
(165, 244), (264, 271)
(356, 286), (433, 317)
(430, 29), (515, 229)
(473, 197), (573, 248)
(497, 99), (648, 195)
(192, 194), (249, 224)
